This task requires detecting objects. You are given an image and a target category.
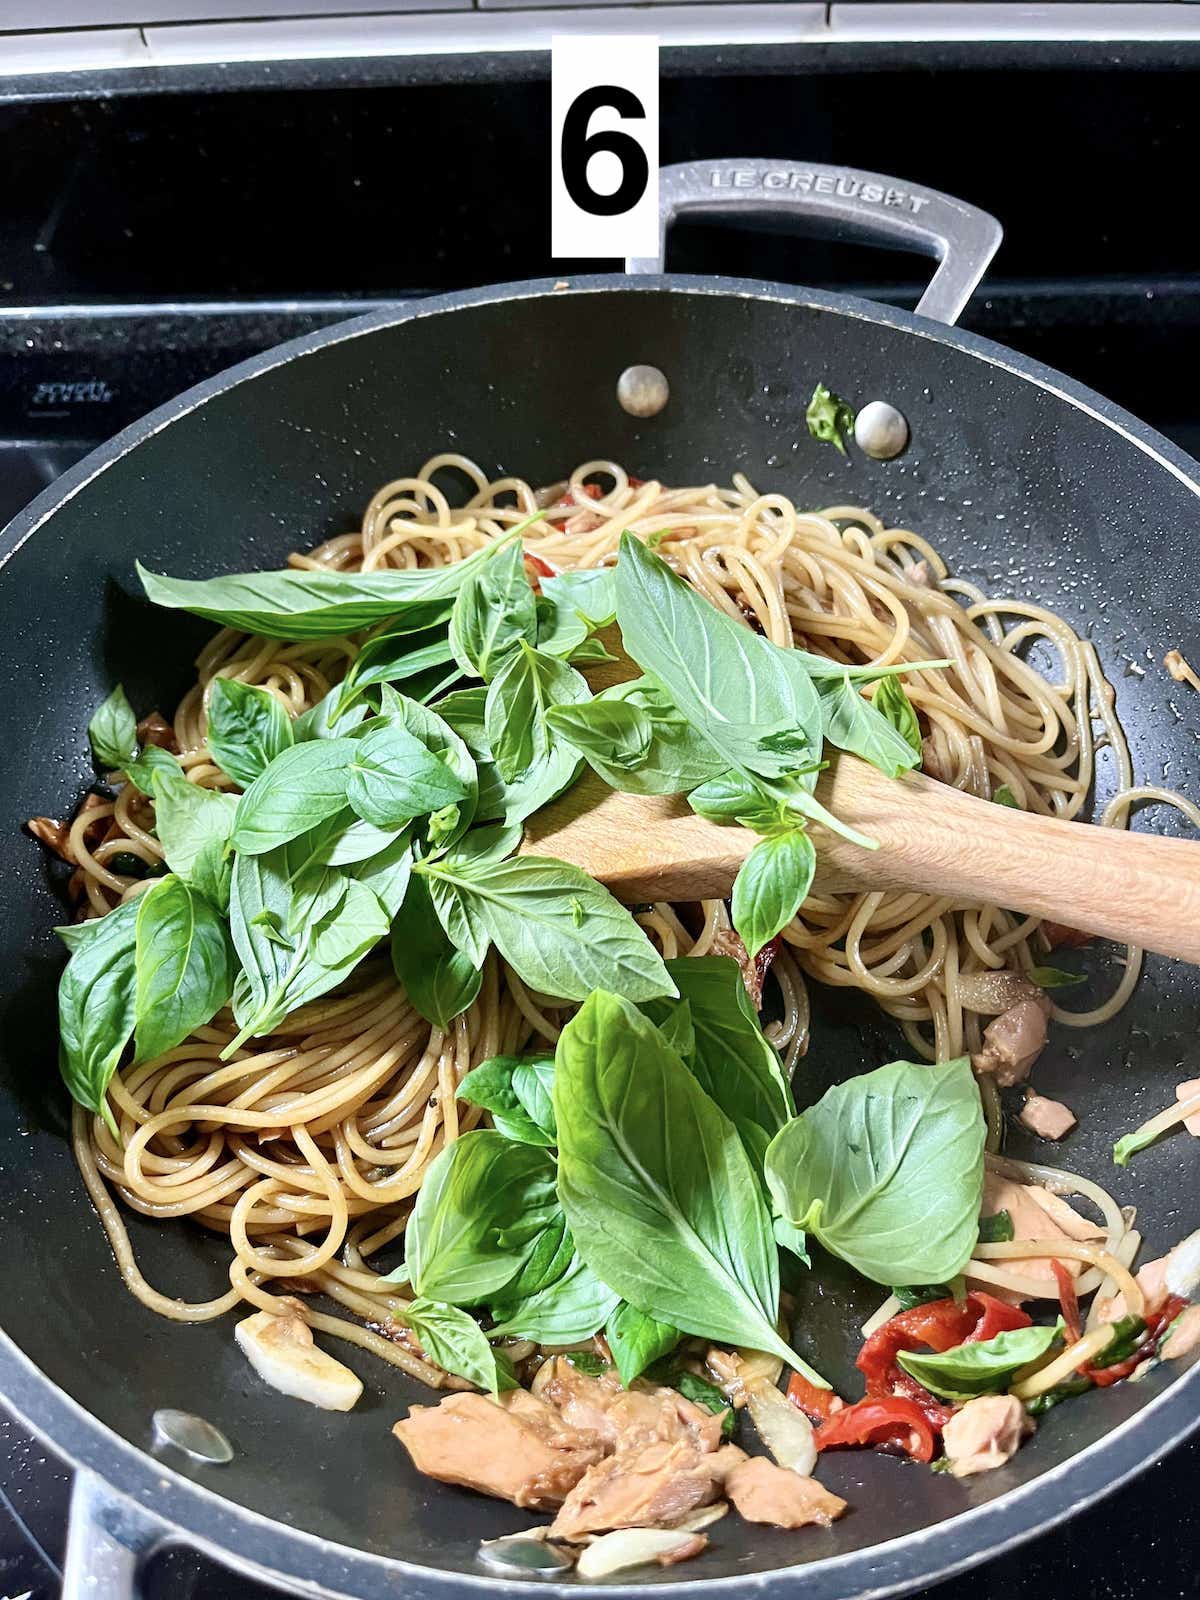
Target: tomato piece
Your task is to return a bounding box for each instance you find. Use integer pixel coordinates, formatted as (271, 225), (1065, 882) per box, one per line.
(1041, 920), (1092, 950)
(815, 1397), (941, 1463)
(968, 1293), (1034, 1343)
(523, 553), (555, 580)
(786, 1372), (841, 1423)
(1052, 1260), (1083, 1344)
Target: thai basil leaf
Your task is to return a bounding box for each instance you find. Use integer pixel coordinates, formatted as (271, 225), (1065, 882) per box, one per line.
(206, 678), (294, 786)
(545, 698), (652, 772)
(606, 1301), (680, 1388)
(589, 679), (727, 796)
(335, 615), (456, 714)
(554, 991), (805, 1375)
(292, 686), (369, 742)
(57, 897), (140, 1131)
(136, 536), (512, 639)
(395, 1129), (559, 1305)
(427, 874), (491, 970)
(123, 744), (180, 797)
(649, 997), (694, 1063)
(540, 567), (618, 630)
(55, 919), (104, 954)
(350, 828), (413, 919)
(490, 1211), (575, 1309)
(231, 739), (357, 854)
(568, 636), (618, 665)
(88, 685), (138, 770)
(615, 535), (822, 781)
(652, 957), (793, 1137)
(458, 1055), (557, 1146)
(765, 1057), (986, 1287)
(773, 1215), (811, 1267)
(133, 875), (235, 1063)
(437, 685), (580, 827)
(418, 853), (674, 1003)
(151, 769), (238, 904)
(688, 768), (791, 831)
(484, 643), (591, 784)
(448, 539), (537, 681)
(731, 827), (816, 959)
(978, 1209), (1014, 1244)
(872, 674), (922, 756)
(345, 723), (467, 830)
(390, 872), (482, 1030)
(815, 670), (921, 779)
(897, 1321), (1064, 1401)
(370, 689), (479, 841)
(1029, 965), (1086, 989)
(487, 1252), (619, 1344)
(534, 595), (590, 658)
(401, 1297), (516, 1394)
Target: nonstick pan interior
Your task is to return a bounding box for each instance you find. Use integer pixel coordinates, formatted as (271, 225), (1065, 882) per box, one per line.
(1, 280), (1198, 1587)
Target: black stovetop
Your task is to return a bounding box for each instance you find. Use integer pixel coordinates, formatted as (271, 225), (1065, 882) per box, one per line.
(4, 52), (1200, 1600)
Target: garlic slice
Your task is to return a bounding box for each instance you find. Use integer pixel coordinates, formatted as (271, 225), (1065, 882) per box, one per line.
(575, 1528), (707, 1578)
(235, 1299), (362, 1412)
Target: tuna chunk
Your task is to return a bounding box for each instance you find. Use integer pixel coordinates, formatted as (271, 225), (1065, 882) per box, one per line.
(941, 1395), (1033, 1477)
(724, 1456), (846, 1529)
(1019, 1092), (1077, 1141)
(978, 1175), (1102, 1301)
(972, 996), (1050, 1087)
(1162, 1305), (1200, 1362)
(549, 1439), (730, 1541)
(393, 1390), (605, 1510)
(532, 1357), (725, 1454)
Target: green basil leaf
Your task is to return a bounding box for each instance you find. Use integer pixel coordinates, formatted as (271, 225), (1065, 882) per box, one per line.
(350, 828), (413, 919)
(230, 739), (356, 854)
(369, 690), (479, 842)
(487, 1252), (619, 1344)
(448, 539), (537, 682)
(773, 1215), (811, 1267)
(136, 537), (512, 640)
(764, 1057), (986, 1287)
(345, 723), (467, 830)
(568, 636), (619, 666)
(124, 744), (180, 796)
(458, 1054), (557, 1146)
(1094, 1313), (1148, 1367)
(336, 614), (456, 715)
(897, 1320), (1063, 1401)
(978, 1208), (1014, 1244)
(436, 685), (581, 827)
(420, 853), (674, 1003)
(490, 1211), (575, 1308)
(57, 897), (140, 1131)
(545, 698), (653, 773)
(534, 595), (589, 659)
(731, 827), (816, 959)
(805, 382), (855, 453)
(484, 643), (591, 784)
(1025, 1374), (1092, 1415)
(401, 1297), (517, 1394)
(206, 679), (294, 786)
(652, 957), (793, 1138)
(615, 535), (822, 781)
(589, 680), (727, 796)
(151, 769), (239, 902)
(1029, 965), (1086, 989)
(688, 768), (789, 831)
(992, 784), (1020, 809)
(649, 997), (695, 1062)
(606, 1301), (680, 1388)
(426, 874), (491, 970)
(872, 674), (922, 755)
(88, 685), (139, 770)
(292, 686), (369, 742)
(397, 1129), (559, 1304)
(55, 919), (104, 954)
(540, 567), (618, 629)
(892, 1282), (961, 1311)
(554, 990), (800, 1372)
(308, 877), (389, 967)
(133, 875), (235, 1062)
(673, 1371), (736, 1435)
(815, 671), (922, 779)
(391, 872), (483, 1031)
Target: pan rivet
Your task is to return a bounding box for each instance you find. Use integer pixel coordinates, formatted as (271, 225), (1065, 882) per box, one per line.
(617, 364), (669, 418)
(479, 1536), (575, 1575)
(854, 400), (909, 460)
(152, 1408), (234, 1465)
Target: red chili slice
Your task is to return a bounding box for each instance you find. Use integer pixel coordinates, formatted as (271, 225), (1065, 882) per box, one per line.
(1053, 1260), (1083, 1344)
(786, 1372), (841, 1423)
(1084, 1295), (1188, 1387)
(815, 1397), (941, 1463)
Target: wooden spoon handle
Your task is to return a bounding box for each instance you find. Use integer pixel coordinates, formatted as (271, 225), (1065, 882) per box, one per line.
(522, 757), (1200, 965)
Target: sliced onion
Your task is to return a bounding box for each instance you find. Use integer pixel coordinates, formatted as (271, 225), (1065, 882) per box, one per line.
(955, 970), (1041, 1016)
(674, 1503), (730, 1534)
(1166, 1230), (1200, 1297)
(575, 1529), (706, 1578)
(745, 1378), (817, 1476)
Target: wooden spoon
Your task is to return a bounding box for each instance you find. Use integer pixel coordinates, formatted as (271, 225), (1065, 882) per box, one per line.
(523, 759), (1200, 964)
(523, 742), (1200, 968)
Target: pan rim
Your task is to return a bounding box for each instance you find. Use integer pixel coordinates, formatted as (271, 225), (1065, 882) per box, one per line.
(2, 271), (1198, 1598)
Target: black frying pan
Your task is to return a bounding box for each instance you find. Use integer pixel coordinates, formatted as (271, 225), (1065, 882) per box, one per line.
(2, 161), (1199, 1600)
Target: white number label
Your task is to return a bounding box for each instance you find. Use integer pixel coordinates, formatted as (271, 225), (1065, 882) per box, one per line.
(551, 35), (659, 260)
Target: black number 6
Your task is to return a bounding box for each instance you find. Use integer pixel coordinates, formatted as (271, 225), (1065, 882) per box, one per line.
(560, 85), (649, 218)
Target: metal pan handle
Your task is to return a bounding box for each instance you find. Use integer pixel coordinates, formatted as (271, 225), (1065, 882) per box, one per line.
(626, 158), (1002, 326)
(62, 1469), (168, 1600)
